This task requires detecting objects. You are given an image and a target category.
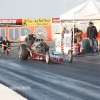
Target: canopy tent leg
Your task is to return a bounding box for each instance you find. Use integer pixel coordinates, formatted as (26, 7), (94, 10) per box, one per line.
(60, 21), (61, 33)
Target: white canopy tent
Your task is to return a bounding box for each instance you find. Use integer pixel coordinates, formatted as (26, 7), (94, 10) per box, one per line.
(60, 0), (100, 44)
(60, 0), (100, 20)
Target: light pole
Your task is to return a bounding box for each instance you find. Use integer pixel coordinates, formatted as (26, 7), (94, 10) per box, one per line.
(64, 0), (66, 13)
(35, 2), (37, 19)
(6, 3), (8, 27)
(6, 3), (8, 18)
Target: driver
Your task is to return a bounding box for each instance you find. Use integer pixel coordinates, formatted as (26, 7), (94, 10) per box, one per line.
(25, 34), (49, 52)
(25, 34), (36, 50)
(2, 37), (11, 54)
(25, 34), (35, 44)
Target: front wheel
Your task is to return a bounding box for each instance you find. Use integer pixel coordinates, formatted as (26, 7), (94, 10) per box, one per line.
(45, 51), (50, 64)
(68, 50), (73, 63)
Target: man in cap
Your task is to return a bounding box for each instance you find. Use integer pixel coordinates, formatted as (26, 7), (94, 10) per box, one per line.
(87, 21), (98, 53)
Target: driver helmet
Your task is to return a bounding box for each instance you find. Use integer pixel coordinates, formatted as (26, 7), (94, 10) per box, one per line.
(28, 34), (33, 40)
(28, 34), (37, 43)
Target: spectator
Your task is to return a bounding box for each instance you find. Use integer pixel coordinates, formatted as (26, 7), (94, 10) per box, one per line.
(61, 27), (66, 39)
(2, 37), (11, 54)
(71, 25), (79, 43)
(77, 30), (82, 44)
(87, 22), (98, 53)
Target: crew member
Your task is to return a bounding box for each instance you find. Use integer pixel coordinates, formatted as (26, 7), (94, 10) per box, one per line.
(61, 27), (69, 40)
(71, 25), (79, 43)
(87, 22), (98, 53)
(2, 37), (11, 54)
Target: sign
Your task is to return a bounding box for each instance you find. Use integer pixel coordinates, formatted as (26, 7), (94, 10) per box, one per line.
(52, 18), (66, 23)
(0, 19), (16, 23)
(0, 19), (22, 25)
(22, 18), (51, 26)
(34, 26), (47, 39)
(22, 18), (34, 26)
(0, 26), (52, 42)
(34, 18), (51, 26)
(55, 34), (62, 52)
(52, 18), (60, 23)
(64, 34), (71, 53)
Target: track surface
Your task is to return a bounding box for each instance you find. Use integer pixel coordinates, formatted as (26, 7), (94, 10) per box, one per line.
(0, 42), (100, 100)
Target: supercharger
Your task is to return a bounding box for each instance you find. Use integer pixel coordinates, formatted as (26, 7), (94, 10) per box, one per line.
(31, 41), (46, 52)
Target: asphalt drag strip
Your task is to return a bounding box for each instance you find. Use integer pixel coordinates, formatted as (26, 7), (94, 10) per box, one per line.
(0, 43), (100, 100)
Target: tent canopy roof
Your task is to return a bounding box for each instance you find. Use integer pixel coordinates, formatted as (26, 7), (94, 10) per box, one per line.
(60, 0), (100, 20)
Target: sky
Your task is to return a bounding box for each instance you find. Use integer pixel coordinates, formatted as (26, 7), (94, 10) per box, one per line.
(0, 0), (100, 18)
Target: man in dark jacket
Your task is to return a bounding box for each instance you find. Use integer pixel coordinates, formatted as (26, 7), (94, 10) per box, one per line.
(87, 22), (98, 53)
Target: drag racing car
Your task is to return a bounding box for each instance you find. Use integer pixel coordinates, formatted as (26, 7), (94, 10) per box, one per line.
(18, 34), (50, 64)
(18, 33), (73, 64)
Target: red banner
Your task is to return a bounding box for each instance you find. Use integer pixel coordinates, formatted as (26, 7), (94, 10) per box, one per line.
(52, 18), (66, 23)
(52, 18), (60, 23)
(0, 19), (22, 25)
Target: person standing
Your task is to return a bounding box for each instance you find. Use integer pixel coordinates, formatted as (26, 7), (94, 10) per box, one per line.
(87, 22), (98, 53)
(77, 30), (82, 44)
(71, 25), (79, 43)
(61, 27), (66, 39)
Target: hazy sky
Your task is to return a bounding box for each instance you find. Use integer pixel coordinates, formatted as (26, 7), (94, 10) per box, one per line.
(0, 0), (99, 18)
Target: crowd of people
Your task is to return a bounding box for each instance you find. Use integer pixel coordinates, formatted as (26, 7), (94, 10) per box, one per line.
(61, 21), (100, 53)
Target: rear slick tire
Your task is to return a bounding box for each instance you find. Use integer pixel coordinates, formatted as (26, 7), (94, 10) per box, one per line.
(18, 44), (28, 60)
